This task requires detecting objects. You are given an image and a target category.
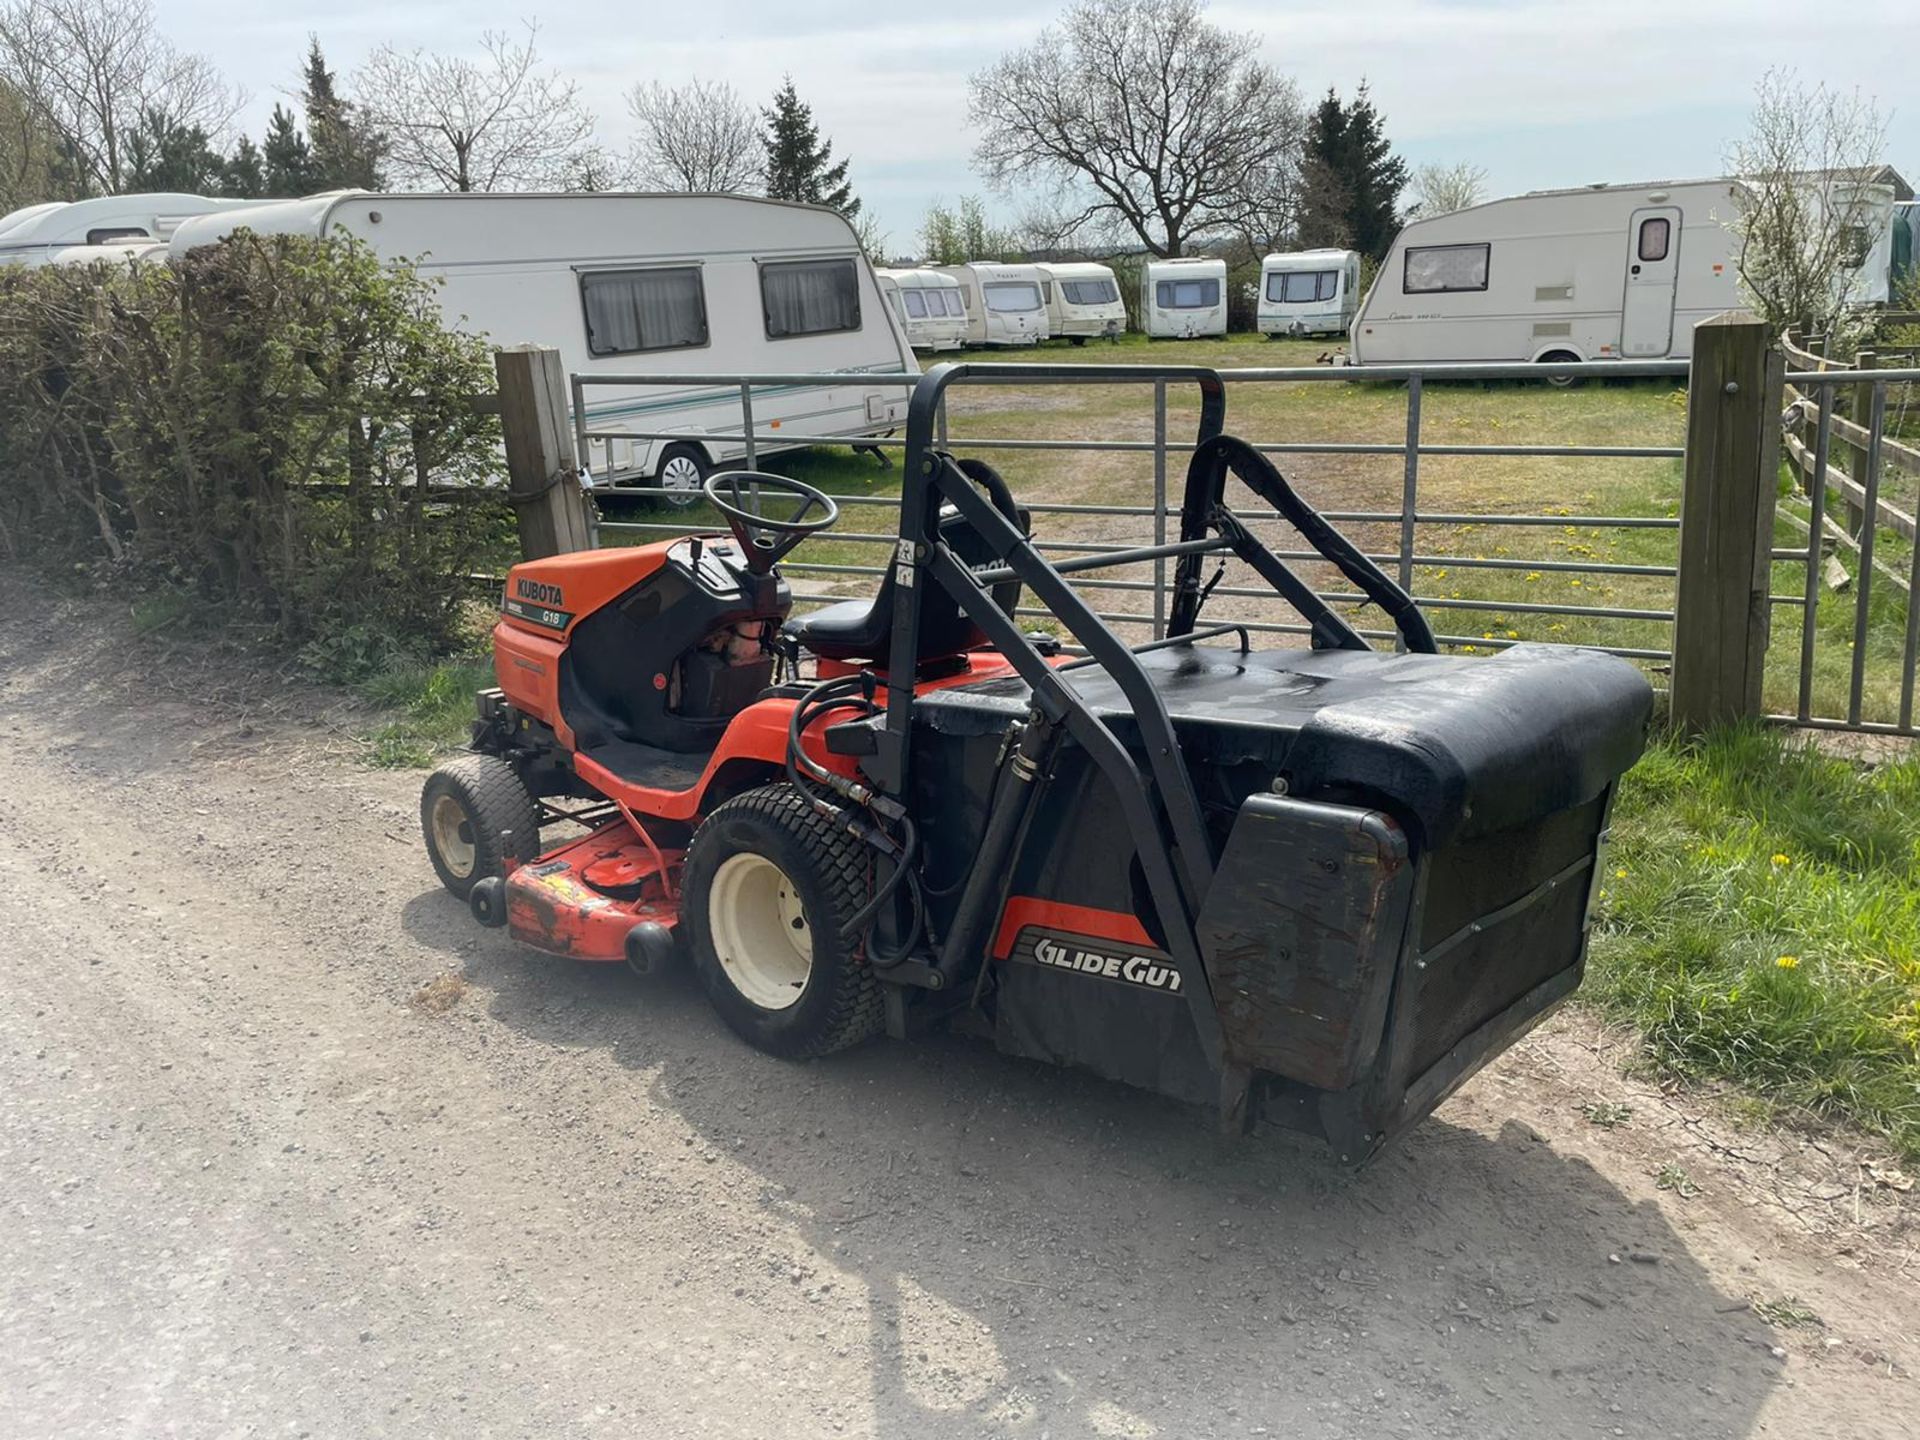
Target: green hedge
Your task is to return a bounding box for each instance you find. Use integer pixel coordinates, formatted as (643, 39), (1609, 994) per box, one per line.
(0, 232), (506, 656)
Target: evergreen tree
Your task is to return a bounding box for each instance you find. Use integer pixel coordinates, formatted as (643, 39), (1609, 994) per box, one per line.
(301, 37), (384, 190)
(223, 136), (265, 197)
(760, 77), (858, 218)
(261, 104), (320, 196)
(123, 108), (225, 193)
(1298, 83), (1407, 261)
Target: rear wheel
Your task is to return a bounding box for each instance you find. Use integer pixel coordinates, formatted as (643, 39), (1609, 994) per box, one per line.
(682, 785), (883, 1058)
(421, 754), (540, 900)
(655, 442), (710, 510)
(1537, 349), (1585, 389)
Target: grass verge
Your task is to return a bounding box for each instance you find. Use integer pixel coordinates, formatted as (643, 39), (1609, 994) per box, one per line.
(1592, 724), (1920, 1158)
(356, 653), (494, 767)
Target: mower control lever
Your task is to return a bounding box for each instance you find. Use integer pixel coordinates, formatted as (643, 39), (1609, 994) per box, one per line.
(702, 470), (840, 574)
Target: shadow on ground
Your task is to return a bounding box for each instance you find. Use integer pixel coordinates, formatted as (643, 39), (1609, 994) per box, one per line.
(401, 888), (1782, 1439)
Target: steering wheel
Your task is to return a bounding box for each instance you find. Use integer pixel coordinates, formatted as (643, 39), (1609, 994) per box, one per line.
(702, 471), (839, 574)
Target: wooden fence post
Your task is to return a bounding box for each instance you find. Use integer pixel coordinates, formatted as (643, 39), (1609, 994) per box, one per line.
(1671, 311), (1784, 732)
(495, 344), (596, 561)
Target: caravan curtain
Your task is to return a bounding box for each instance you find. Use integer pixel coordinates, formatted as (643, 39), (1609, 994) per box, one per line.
(581, 267), (708, 356)
(762, 259), (861, 338)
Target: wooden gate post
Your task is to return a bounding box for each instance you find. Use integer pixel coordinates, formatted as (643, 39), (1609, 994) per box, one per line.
(1671, 312), (1785, 732)
(495, 345), (596, 561)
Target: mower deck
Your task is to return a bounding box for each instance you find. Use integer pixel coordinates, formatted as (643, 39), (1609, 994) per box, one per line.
(503, 820), (680, 962)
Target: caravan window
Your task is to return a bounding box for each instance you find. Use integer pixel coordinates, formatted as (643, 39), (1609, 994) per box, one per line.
(1269, 270), (1337, 303)
(580, 267), (708, 356)
(902, 289), (928, 318)
(86, 226), (149, 246)
(1156, 277), (1220, 309)
(761, 258), (861, 338)
(1040, 279), (1053, 303)
(1403, 243), (1489, 294)
(1060, 278), (1119, 306)
(983, 281), (1042, 313)
(1637, 218), (1670, 262)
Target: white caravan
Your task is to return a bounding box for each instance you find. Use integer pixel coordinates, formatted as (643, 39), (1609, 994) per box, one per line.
(1350, 178), (1744, 368)
(0, 193), (263, 268)
(1816, 167), (1908, 306)
(1141, 257), (1228, 338)
(933, 262), (1051, 346)
(1257, 249), (1362, 337)
(875, 267), (968, 351)
(169, 192), (918, 499)
(1034, 261), (1126, 343)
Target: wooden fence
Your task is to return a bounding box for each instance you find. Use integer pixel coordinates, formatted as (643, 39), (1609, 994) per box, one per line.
(1780, 328), (1920, 598)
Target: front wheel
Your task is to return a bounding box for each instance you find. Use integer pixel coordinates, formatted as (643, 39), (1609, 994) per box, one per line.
(421, 754), (540, 900)
(681, 785), (883, 1058)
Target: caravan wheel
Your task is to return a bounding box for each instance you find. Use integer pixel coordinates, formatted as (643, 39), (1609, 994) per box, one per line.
(655, 443), (710, 509)
(1537, 351), (1586, 389)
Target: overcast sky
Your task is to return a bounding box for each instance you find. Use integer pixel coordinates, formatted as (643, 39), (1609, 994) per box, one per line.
(160, 0), (1920, 247)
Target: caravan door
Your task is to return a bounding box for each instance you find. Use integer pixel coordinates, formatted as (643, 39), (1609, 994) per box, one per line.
(1621, 207), (1682, 356)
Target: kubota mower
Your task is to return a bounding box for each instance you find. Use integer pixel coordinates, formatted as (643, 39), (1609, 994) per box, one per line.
(422, 363), (1650, 1160)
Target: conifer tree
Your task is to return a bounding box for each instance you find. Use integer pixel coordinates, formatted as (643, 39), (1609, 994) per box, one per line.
(760, 77), (858, 217)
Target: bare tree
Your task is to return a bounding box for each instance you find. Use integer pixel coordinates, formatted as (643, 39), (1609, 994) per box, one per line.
(969, 0), (1303, 257)
(920, 194), (1018, 264)
(0, 0), (236, 196)
(353, 24), (595, 193)
(1728, 69), (1891, 339)
(625, 78), (759, 193)
(1407, 160), (1488, 218)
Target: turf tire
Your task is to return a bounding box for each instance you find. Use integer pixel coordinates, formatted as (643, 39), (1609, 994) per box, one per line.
(421, 753), (540, 901)
(682, 784), (883, 1059)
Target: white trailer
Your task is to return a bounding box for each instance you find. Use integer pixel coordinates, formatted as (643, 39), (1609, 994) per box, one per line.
(1034, 261), (1126, 343)
(1351, 179), (1745, 368)
(932, 262), (1050, 346)
(1141, 257), (1227, 338)
(875, 267), (968, 352)
(169, 191), (918, 500)
(1257, 248), (1361, 337)
(0, 193), (261, 267)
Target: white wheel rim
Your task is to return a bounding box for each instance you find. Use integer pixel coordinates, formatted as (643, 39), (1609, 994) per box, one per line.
(708, 852), (813, 1011)
(660, 453), (704, 499)
(430, 793), (476, 879)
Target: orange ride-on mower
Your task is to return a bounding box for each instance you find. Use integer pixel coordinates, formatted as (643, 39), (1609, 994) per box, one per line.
(422, 363), (1651, 1161)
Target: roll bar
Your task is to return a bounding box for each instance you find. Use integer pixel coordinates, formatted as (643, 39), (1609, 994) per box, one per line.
(869, 362), (1440, 1082)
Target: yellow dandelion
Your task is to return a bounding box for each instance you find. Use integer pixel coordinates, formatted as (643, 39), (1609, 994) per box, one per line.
(1614, 868), (1627, 879)
(1771, 853), (1792, 867)
(1506, 629), (1519, 639)
(1525, 571), (1541, 582)
(1570, 579), (1584, 587)
(1775, 955), (1800, 970)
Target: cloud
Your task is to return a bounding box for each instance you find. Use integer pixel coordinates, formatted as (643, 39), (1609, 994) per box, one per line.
(166, 0), (1920, 245)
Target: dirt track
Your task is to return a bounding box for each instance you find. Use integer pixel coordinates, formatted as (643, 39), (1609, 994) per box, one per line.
(2, 578), (1916, 1439)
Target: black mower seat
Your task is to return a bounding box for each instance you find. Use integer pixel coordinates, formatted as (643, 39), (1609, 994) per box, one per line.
(786, 494), (1031, 665)
(786, 596), (891, 662)
(911, 641), (1651, 846)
